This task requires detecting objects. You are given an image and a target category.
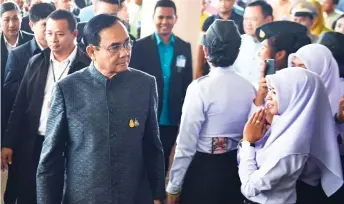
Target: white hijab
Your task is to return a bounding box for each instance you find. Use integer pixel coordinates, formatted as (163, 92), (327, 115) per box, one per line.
(263, 68), (343, 196)
(288, 44), (341, 115)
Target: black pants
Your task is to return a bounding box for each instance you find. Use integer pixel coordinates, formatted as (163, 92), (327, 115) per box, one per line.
(4, 156), (19, 204)
(159, 125), (178, 173)
(17, 135), (45, 204)
(179, 151), (244, 204)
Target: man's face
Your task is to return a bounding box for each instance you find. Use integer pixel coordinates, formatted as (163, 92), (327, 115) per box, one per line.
(55, 0), (73, 11)
(0, 10), (21, 38)
(153, 7), (177, 36)
(322, 0), (336, 13)
(117, 1), (129, 23)
(94, 2), (120, 16)
(45, 18), (77, 54)
(292, 16), (314, 29)
(217, 0), (235, 13)
(244, 6), (271, 37)
(92, 22), (131, 73)
(31, 18), (48, 48)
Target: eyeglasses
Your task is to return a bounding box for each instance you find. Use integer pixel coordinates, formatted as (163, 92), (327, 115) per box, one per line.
(96, 39), (133, 53)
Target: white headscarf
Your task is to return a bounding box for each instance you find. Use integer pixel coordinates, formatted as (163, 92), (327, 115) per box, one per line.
(264, 68), (343, 196)
(288, 44), (341, 115)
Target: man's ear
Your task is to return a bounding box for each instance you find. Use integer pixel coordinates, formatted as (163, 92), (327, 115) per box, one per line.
(73, 29), (79, 38)
(29, 21), (34, 30)
(202, 46), (208, 58)
(86, 45), (96, 61)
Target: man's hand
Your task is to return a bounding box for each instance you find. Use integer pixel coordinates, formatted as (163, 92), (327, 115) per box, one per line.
(167, 193), (180, 204)
(254, 61), (268, 106)
(1, 147), (13, 171)
(154, 200), (162, 204)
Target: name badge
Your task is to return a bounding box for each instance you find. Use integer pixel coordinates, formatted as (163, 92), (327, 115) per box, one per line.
(176, 55), (186, 72)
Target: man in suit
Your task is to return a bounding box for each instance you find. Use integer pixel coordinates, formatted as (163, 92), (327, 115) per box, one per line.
(1, 2), (33, 87)
(1, 4), (55, 204)
(130, 0), (193, 174)
(36, 14), (165, 204)
(1, 10), (91, 204)
(21, 0), (42, 33)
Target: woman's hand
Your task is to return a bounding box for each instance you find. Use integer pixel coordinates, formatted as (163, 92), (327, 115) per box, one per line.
(244, 108), (268, 143)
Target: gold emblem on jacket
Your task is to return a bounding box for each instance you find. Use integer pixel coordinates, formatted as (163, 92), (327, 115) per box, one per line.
(129, 118), (139, 128)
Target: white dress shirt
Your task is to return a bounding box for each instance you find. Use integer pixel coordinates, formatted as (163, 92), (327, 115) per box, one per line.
(4, 34), (19, 51)
(166, 66), (256, 195)
(38, 46), (78, 136)
(233, 34), (261, 90)
(239, 142), (308, 204)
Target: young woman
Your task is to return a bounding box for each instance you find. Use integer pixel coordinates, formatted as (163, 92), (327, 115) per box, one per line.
(239, 68), (343, 204)
(288, 44), (341, 115)
(166, 19), (256, 204)
(289, 43), (344, 203)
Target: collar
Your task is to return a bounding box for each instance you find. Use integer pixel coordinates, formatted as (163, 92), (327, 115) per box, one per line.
(3, 34), (19, 48)
(50, 45), (78, 64)
(209, 66), (235, 76)
(154, 32), (175, 45)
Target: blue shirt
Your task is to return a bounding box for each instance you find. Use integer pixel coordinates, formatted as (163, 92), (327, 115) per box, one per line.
(154, 32), (175, 126)
(78, 5), (94, 22)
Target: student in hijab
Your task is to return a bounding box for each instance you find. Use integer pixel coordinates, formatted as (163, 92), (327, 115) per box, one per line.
(166, 19), (256, 204)
(288, 44), (341, 115)
(253, 21), (311, 107)
(294, 39), (344, 203)
(333, 14), (344, 35)
(239, 68), (343, 204)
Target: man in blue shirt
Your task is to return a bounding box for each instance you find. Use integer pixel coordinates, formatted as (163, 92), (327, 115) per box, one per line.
(130, 0), (192, 173)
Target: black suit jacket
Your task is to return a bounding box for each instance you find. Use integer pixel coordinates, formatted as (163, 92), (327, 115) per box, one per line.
(2, 38), (41, 136)
(3, 48), (91, 150)
(1, 31), (33, 86)
(21, 16), (32, 34)
(129, 34), (193, 124)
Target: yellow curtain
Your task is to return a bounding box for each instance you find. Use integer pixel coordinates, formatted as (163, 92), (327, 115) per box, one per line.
(308, 0), (331, 36)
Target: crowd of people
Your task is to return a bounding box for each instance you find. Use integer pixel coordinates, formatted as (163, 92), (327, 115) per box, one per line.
(1, 0), (344, 203)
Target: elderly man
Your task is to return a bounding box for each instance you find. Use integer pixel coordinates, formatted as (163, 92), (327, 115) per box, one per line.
(36, 14), (165, 204)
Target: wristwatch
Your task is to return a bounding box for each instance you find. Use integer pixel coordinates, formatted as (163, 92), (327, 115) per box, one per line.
(241, 140), (255, 148)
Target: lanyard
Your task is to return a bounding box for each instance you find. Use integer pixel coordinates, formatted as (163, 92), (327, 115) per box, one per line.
(51, 60), (71, 82)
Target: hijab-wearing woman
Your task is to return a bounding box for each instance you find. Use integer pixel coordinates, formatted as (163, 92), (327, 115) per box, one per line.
(289, 46), (343, 202)
(166, 19), (256, 204)
(239, 68), (343, 204)
(288, 44), (341, 115)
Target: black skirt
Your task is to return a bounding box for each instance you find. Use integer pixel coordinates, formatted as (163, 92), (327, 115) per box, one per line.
(179, 150), (244, 204)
